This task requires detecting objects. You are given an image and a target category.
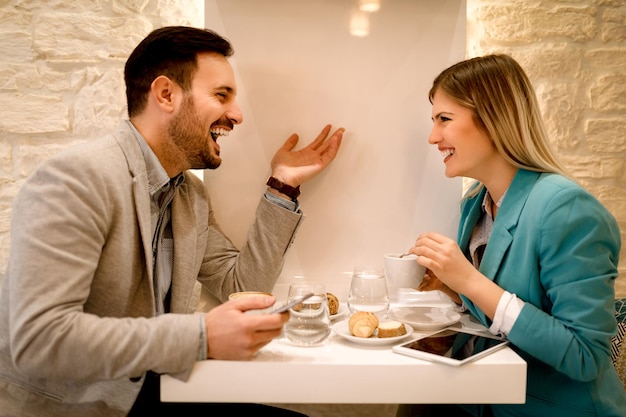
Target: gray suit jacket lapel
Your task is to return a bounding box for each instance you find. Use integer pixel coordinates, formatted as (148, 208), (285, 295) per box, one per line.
(170, 183), (201, 313)
(113, 123), (155, 310)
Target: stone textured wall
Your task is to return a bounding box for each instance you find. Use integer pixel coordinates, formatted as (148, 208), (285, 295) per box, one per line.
(0, 0), (203, 283)
(0, 0), (625, 300)
(467, 0), (626, 297)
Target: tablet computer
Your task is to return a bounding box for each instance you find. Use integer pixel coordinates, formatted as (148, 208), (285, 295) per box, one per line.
(392, 327), (509, 366)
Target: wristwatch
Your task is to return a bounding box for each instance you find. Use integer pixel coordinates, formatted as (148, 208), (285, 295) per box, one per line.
(266, 176), (301, 201)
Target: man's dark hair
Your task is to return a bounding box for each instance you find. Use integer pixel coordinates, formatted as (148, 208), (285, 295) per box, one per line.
(124, 26), (234, 117)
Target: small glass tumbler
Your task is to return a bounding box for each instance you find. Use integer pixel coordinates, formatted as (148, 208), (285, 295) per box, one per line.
(283, 282), (331, 346)
(347, 266), (389, 318)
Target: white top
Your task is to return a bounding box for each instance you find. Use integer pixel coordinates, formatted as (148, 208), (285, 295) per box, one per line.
(161, 315), (527, 404)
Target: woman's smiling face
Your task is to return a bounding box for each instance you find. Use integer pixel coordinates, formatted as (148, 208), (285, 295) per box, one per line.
(428, 90), (500, 182)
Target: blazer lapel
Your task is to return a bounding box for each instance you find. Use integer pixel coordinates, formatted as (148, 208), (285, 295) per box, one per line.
(114, 122), (156, 312)
(132, 175), (154, 286)
(169, 182), (199, 313)
(458, 171), (540, 325)
(479, 170), (541, 280)
(458, 189), (485, 254)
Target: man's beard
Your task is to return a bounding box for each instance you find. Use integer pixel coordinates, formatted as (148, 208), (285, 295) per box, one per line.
(167, 96), (222, 171)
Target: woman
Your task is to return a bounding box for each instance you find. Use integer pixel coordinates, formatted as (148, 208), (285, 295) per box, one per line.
(400, 54), (625, 417)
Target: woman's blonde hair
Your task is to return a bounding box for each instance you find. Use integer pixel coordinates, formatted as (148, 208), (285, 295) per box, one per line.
(429, 54), (571, 197)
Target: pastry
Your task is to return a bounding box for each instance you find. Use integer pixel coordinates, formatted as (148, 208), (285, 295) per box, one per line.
(348, 311), (379, 338)
(377, 321), (407, 338)
(326, 292), (339, 315)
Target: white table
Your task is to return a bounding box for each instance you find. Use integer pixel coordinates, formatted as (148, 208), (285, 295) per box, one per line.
(161, 310), (527, 404)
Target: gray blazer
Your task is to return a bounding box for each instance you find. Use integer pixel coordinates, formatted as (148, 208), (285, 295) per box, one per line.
(0, 122), (303, 416)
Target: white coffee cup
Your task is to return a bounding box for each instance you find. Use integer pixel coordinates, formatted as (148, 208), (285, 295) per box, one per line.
(228, 291), (274, 314)
(384, 253), (425, 289)
(228, 291), (273, 301)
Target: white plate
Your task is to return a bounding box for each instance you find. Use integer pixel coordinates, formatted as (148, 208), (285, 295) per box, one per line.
(330, 304), (348, 321)
(389, 306), (461, 330)
(393, 289), (457, 307)
(332, 319), (413, 346)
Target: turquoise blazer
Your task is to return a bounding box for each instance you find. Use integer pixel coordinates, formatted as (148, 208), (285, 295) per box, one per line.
(458, 170), (625, 417)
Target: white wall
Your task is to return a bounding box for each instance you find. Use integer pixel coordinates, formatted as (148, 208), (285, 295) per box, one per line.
(204, 0), (466, 300)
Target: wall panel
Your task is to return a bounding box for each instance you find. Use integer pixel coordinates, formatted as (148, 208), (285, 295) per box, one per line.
(204, 0), (466, 298)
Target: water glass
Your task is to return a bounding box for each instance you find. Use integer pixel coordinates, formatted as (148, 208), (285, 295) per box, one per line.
(284, 282), (331, 346)
(347, 266), (389, 318)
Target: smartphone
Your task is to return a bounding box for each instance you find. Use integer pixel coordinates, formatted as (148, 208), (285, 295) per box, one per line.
(268, 292), (315, 314)
(392, 327), (509, 366)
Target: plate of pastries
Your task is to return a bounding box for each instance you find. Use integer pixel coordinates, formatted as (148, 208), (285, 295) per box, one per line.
(332, 311), (413, 345)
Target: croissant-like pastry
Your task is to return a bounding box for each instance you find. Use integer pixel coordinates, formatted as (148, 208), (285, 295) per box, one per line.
(349, 311), (379, 338)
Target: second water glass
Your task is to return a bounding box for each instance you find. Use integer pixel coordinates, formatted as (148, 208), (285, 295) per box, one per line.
(347, 266), (390, 318)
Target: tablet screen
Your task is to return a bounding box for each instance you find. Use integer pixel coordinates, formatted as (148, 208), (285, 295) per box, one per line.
(395, 328), (508, 363)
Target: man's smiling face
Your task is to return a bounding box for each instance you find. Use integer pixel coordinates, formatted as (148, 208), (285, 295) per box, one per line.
(167, 52), (243, 171)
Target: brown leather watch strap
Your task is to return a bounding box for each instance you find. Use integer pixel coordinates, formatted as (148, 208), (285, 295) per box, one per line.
(266, 176), (301, 200)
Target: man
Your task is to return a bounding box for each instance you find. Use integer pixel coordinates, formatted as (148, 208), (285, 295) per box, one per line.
(0, 26), (344, 416)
